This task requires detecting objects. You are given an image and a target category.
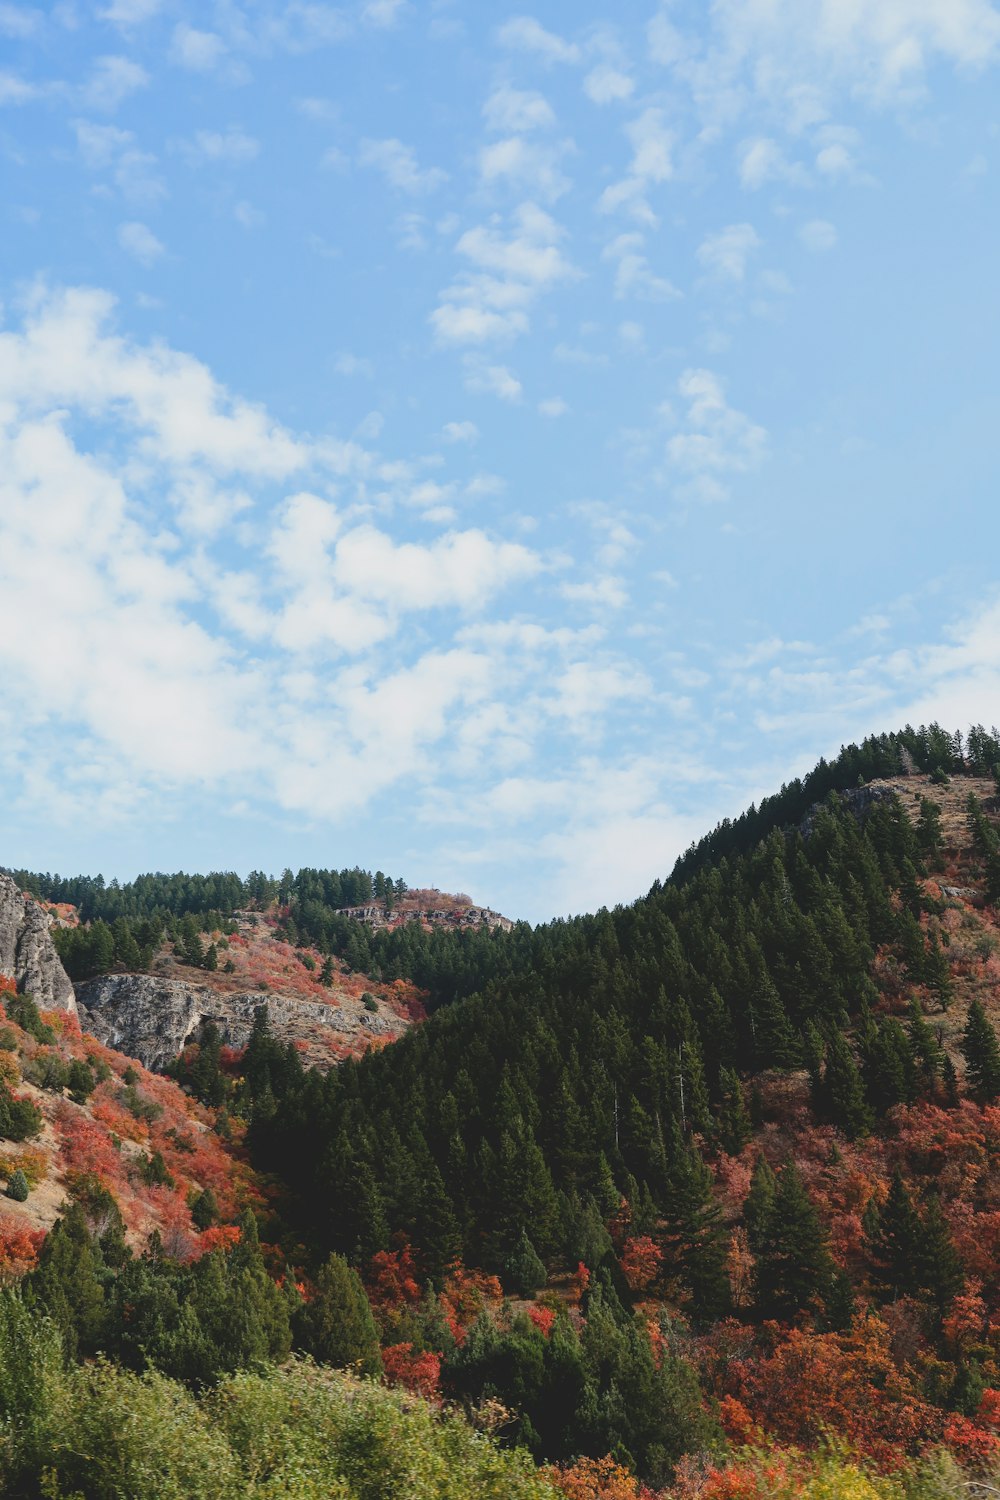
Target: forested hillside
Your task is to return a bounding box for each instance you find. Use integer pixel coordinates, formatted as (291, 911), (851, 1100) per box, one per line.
(227, 725), (1000, 1487)
(6, 722), (1000, 1499)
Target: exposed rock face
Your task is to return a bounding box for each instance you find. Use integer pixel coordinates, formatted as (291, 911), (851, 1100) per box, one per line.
(799, 781), (900, 839)
(0, 874), (77, 1015)
(75, 973), (406, 1072)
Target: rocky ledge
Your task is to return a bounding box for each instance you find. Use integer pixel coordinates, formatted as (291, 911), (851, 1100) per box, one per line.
(0, 873), (77, 1015)
(75, 973), (407, 1072)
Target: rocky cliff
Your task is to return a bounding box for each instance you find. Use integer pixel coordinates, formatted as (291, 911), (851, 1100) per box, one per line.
(75, 973), (407, 1072)
(0, 874), (77, 1014)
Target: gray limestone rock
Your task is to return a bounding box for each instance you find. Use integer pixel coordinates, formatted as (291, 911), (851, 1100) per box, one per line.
(0, 873), (77, 1015)
(75, 972), (403, 1072)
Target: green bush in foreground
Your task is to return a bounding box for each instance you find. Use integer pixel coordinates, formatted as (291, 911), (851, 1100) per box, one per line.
(0, 1289), (557, 1500)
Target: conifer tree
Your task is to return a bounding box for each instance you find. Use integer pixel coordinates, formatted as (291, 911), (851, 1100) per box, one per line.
(743, 1155), (777, 1256)
(753, 1161), (833, 1322)
(27, 1204), (106, 1358)
(907, 997), (942, 1087)
(864, 1172), (964, 1309)
(822, 1031), (874, 1139)
(302, 1253), (381, 1375)
(921, 1195), (964, 1309)
(925, 933), (954, 1012)
(961, 999), (1000, 1101)
(716, 1067), (751, 1156)
(662, 1128), (729, 1320)
(863, 1170), (925, 1301)
(505, 1229), (547, 1297)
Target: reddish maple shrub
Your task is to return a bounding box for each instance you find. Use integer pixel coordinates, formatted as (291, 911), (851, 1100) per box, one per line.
(621, 1236), (663, 1292)
(368, 1244), (421, 1309)
(549, 1455), (654, 1498)
(527, 1304), (556, 1337)
(381, 1341), (442, 1400)
(439, 1262), (503, 1344)
(942, 1413), (1000, 1466)
(197, 1224), (242, 1256)
(709, 1319), (941, 1464)
(0, 1215), (46, 1276)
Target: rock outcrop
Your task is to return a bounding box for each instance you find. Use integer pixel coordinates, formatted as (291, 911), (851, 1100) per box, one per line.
(75, 973), (406, 1072)
(0, 874), (77, 1015)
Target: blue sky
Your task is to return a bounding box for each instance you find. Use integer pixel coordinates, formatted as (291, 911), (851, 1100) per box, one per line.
(1, 0), (999, 922)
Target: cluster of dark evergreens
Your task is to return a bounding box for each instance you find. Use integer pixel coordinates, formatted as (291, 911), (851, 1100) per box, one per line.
(670, 721), (999, 885)
(15, 1139), (718, 1484)
(248, 791), (932, 1287)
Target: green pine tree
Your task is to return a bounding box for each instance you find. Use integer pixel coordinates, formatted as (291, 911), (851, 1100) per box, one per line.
(961, 999), (1000, 1101)
(716, 1068), (752, 1156)
(504, 1229), (547, 1297)
(753, 1161), (833, 1322)
(302, 1253), (381, 1375)
(822, 1031), (874, 1140)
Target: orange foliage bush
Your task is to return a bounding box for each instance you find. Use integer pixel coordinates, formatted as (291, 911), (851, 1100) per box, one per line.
(0, 1216), (46, 1277)
(527, 1304), (556, 1337)
(381, 1341), (442, 1400)
(198, 1224), (242, 1255)
(440, 1262), (503, 1344)
(702, 1318), (941, 1464)
(942, 1413), (1000, 1466)
(621, 1236), (663, 1292)
(0, 1145), (49, 1187)
(368, 1245), (421, 1309)
(549, 1455), (651, 1499)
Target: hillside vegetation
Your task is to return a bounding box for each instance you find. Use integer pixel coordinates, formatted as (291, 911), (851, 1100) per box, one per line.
(6, 722), (1000, 1498)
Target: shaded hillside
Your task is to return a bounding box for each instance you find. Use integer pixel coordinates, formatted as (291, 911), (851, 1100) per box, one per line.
(224, 729), (1000, 1483)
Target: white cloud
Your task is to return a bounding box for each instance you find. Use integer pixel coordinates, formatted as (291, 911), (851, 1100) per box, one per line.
(737, 136), (808, 190)
(538, 397), (569, 417)
(432, 202), (578, 346)
(0, 72), (40, 105)
(0, 5), (41, 37)
(598, 108), (674, 224)
(583, 64), (634, 103)
(81, 55), (148, 112)
(497, 15), (580, 65)
(478, 134), (572, 201)
(234, 200), (265, 229)
(184, 128), (260, 165)
(362, 0), (406, 26)
(442, 420), (479, 443)
(697, 222), (761, 281)
(334, 352), (374, 377)
(548, 659), (649, 726)
(663, 368), (767, 502)
(483, 85), (555, 133)
(170, 24), (227, 70)
(74, 120), (166, 204)
(463, 359), (523, 401)
(359, 137), (447, 194)
(561, 575), (629, 609)
(603, 232), (680, 301)
(100, 0), (161, 23)
(799, 217), (838, 251)
(117, 221), (164, 266)
(0, 286), (559, 836)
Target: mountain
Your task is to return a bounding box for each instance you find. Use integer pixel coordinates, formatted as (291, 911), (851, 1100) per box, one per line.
(5, 721), (1000, 1500)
